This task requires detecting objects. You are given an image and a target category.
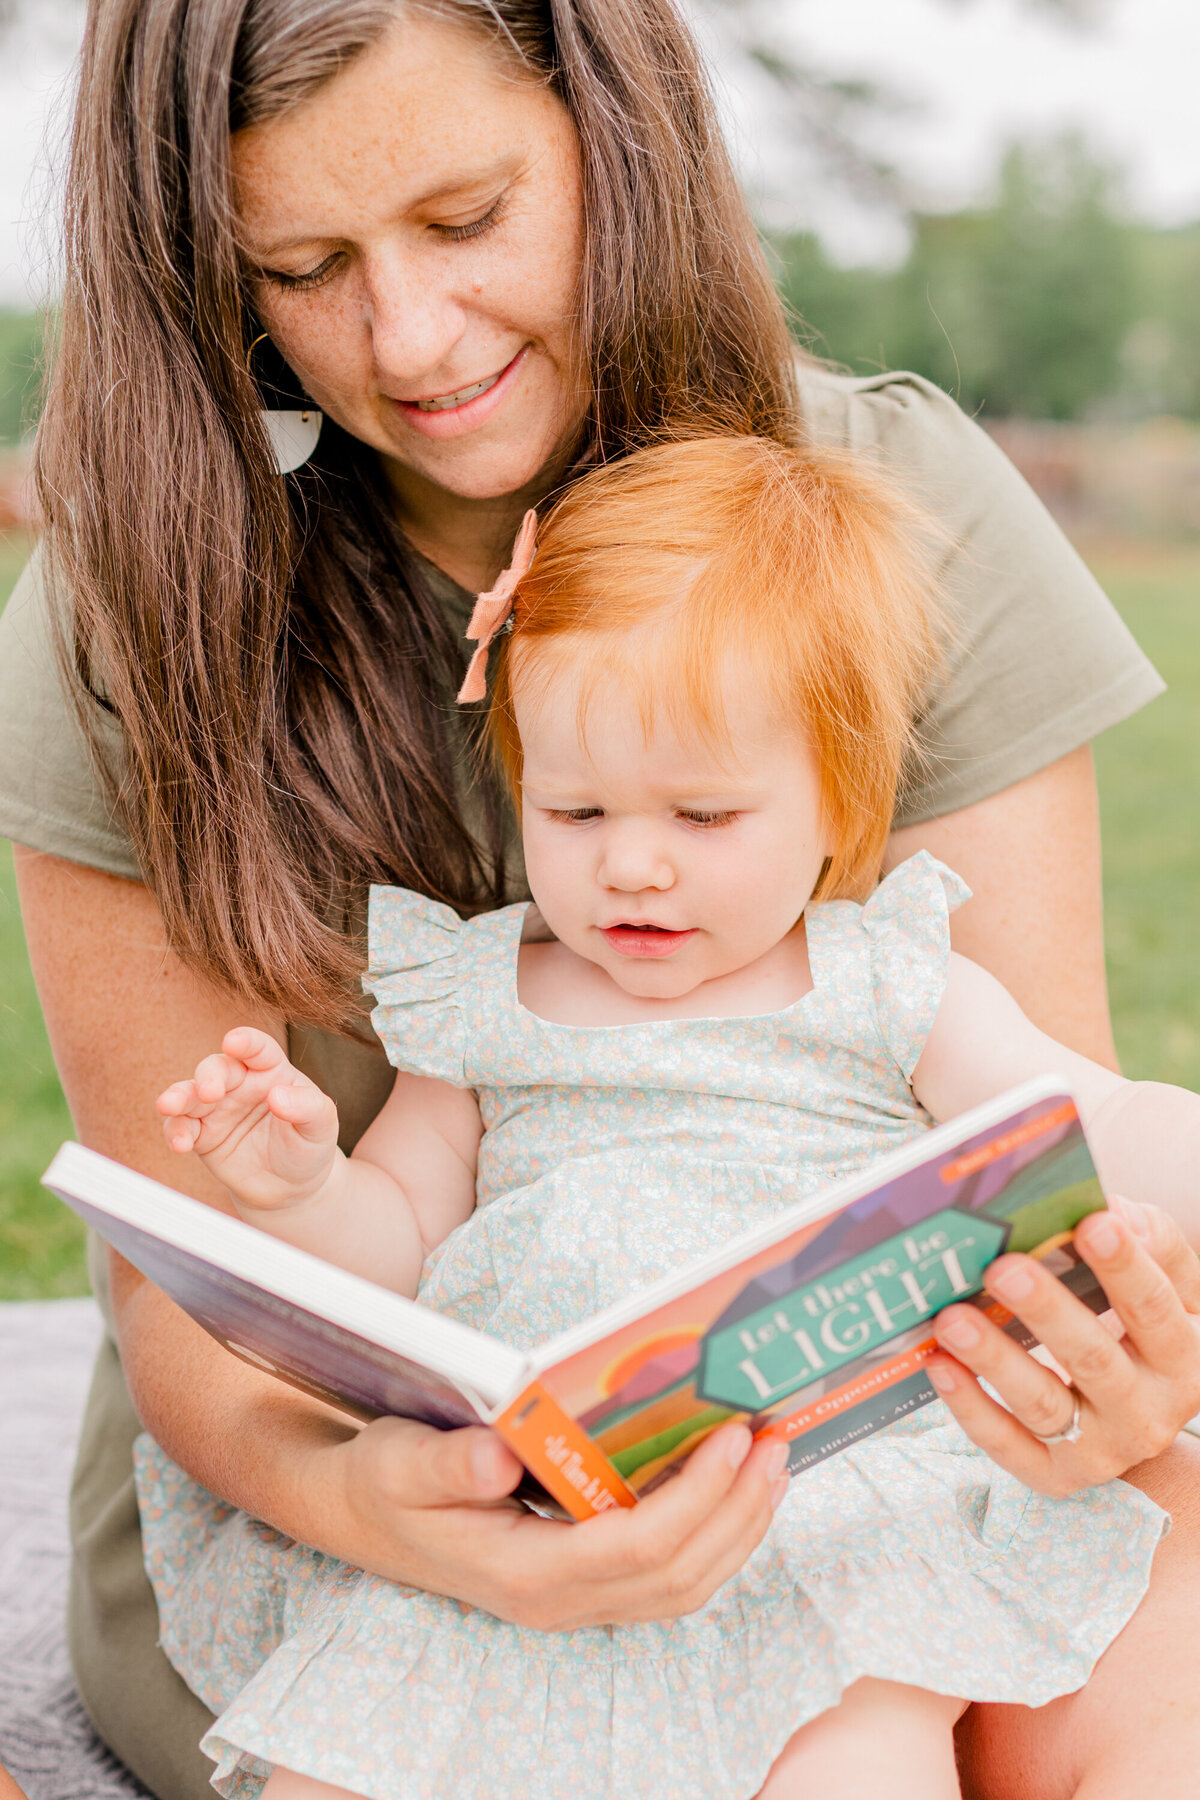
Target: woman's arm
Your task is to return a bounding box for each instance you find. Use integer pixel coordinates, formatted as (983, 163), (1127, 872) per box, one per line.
(914, 951), (1200, 1243)
(15, 846), (785, 1627)
(885, 742), (1200, 1494)
(886, 743), (1119, 1069)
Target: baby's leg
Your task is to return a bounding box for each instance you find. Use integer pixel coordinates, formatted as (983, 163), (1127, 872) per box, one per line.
(758, 1677), (966, 1800)
(262, 1769), (368, 1800)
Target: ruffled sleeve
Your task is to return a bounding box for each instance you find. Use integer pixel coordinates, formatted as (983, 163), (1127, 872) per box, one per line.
(363, 886), (469, 1085)
(861, 852), (971, 1078)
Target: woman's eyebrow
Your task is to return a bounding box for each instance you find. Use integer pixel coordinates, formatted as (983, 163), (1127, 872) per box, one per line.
(411, 154), (521, 207)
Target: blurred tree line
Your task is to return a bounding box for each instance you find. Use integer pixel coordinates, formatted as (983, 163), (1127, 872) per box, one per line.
(775, 136), (1200, 421)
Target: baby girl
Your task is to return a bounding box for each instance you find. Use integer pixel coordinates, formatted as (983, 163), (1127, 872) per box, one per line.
(145, 437), (1197, 1800)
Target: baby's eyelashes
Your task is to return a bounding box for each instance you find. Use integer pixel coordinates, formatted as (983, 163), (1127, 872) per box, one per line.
(543, 807), (604, 824)
(537, 806), (741, 828)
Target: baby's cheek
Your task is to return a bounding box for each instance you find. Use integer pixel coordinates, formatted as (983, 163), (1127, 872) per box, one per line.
(522, 840), (589, 948)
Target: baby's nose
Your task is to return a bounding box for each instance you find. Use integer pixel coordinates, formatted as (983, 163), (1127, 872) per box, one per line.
(599, 826), (675, 894)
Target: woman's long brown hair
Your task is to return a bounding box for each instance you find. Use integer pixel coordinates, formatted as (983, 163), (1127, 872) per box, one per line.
(35, 0), (803, 1033)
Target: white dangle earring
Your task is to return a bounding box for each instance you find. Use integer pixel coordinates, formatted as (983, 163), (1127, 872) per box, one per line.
(261, 406), (323, 473)
(247, 332), (324, 474)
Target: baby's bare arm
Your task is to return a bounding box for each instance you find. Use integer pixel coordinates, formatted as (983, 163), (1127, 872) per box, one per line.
(914, 956), (1200, 1244)
(158, 1028), (481, 1293)
(352, 1069), (482, 1260)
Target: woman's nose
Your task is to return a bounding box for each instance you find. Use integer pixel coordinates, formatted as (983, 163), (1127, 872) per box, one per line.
(598, 826), (675, 895)
(363, 244), (469, 387)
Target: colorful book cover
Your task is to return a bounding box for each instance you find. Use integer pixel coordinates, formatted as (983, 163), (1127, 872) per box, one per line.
(526, 1093), (1105, 1505)
(44, 1083), (1107, 1523)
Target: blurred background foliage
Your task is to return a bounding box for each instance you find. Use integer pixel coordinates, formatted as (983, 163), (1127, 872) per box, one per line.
(775, 136), (1200, 422)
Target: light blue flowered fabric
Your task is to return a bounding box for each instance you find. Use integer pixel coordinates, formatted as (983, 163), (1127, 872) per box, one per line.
(134, 852), (1166, 1800)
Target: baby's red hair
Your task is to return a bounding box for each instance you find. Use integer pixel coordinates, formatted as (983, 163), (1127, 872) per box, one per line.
(489, 436), (945, 902)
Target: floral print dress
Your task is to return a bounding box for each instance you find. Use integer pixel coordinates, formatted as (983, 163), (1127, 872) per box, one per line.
(134, 853), (1165, 1800)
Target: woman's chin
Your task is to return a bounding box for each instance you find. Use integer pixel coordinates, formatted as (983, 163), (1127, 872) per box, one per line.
(378, 427), (572, 505)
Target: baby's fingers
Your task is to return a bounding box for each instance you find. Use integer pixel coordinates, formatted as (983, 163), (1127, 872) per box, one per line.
(160, 1108), (202, 1156)
(267, 1079), (338, 1143)
(191, 1050), (253, 1105)
(156, 1078), (212, 1155)
(156, 1077), (199, 1119)
(222, 1027), (291, 1074)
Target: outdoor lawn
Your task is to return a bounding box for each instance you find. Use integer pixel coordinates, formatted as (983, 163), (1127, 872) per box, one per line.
(1, 535), (1198, 1298)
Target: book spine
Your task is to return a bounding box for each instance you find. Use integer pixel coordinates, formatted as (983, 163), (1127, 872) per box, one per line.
(494, 1381), (637, 1521)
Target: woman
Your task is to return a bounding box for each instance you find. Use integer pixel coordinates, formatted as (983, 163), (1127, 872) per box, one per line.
(2, 3), (1198, 1797)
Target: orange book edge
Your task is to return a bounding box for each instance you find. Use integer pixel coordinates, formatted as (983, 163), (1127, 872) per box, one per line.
(494, 1380), (638, 1520)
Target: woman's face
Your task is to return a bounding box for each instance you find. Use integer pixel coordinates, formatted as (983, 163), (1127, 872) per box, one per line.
(232, 13), (587, 513)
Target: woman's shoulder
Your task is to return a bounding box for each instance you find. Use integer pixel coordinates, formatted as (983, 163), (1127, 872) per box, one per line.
(796, 363), (1164, 824)
(796, 362), (1028, 507)
(0, 545), (139, 878)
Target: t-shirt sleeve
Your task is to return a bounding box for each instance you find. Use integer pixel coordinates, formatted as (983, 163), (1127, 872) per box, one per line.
(0, 547), (141, 878)
(797, 367), (1165, 826)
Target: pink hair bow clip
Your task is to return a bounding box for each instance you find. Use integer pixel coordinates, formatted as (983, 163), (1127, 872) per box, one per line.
(456, 508), (538, 704)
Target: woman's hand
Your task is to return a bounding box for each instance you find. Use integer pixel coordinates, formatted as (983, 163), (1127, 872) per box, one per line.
(927, 1198), (1200, 1495)
(331, 1414), (788, 1630)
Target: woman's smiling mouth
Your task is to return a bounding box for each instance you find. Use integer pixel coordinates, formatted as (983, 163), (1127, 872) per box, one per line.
(391, 348), (529, 436)
(415, 372), (504, 411)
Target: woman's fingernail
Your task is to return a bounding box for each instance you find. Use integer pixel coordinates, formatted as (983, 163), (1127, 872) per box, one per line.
(990, 1262), (1035, 1304)
(470, 1436), (506, 1488)
(939, 1314), (981, 1351)
(928, 1363), (958, 1395)
(771, 1474), (790, 1510)
(1114, 1197), (1152, 1241)
(725, 1426), (753, 1471)
(1086, 1216), (1121, 1259)
(765, 1441), (789, 1482)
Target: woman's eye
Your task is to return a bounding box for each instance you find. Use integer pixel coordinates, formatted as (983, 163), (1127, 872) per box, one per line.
(434, 196), (506, 243)
(545, 808), (603, 824)
(677, 809), (738, 829)
(262, 253), (343, 294)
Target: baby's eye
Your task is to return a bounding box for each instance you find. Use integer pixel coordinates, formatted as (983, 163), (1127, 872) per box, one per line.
(544, 807), (604, 824)
(676, 809), (738, 829)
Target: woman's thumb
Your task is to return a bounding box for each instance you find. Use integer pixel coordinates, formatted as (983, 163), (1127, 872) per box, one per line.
(366, 1417), (523, 1507)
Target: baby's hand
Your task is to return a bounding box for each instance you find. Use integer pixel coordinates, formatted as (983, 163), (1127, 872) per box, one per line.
(156, 1028), (339, 1215)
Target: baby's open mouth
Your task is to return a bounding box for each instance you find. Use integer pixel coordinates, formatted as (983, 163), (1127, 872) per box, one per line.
(601, 923), (697, 959)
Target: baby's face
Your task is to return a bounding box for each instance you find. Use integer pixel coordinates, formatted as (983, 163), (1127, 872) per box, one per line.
(516, 658), (830, 1001)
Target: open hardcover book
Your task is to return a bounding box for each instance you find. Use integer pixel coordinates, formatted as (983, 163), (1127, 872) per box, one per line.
(44, 1077), (1109, 1522)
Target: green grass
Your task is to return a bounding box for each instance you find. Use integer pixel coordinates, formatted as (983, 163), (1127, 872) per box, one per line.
(0, 534), (86, 1294)
(0, 537), (1197, 1296)
(1092, 546), (1200, 1091)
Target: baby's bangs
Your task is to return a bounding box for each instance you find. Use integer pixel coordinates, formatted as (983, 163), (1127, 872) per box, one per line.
(508, 583), (796, 772)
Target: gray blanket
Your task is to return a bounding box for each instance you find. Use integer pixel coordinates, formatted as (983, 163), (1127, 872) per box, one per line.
(0, 1300), (144, 1800)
